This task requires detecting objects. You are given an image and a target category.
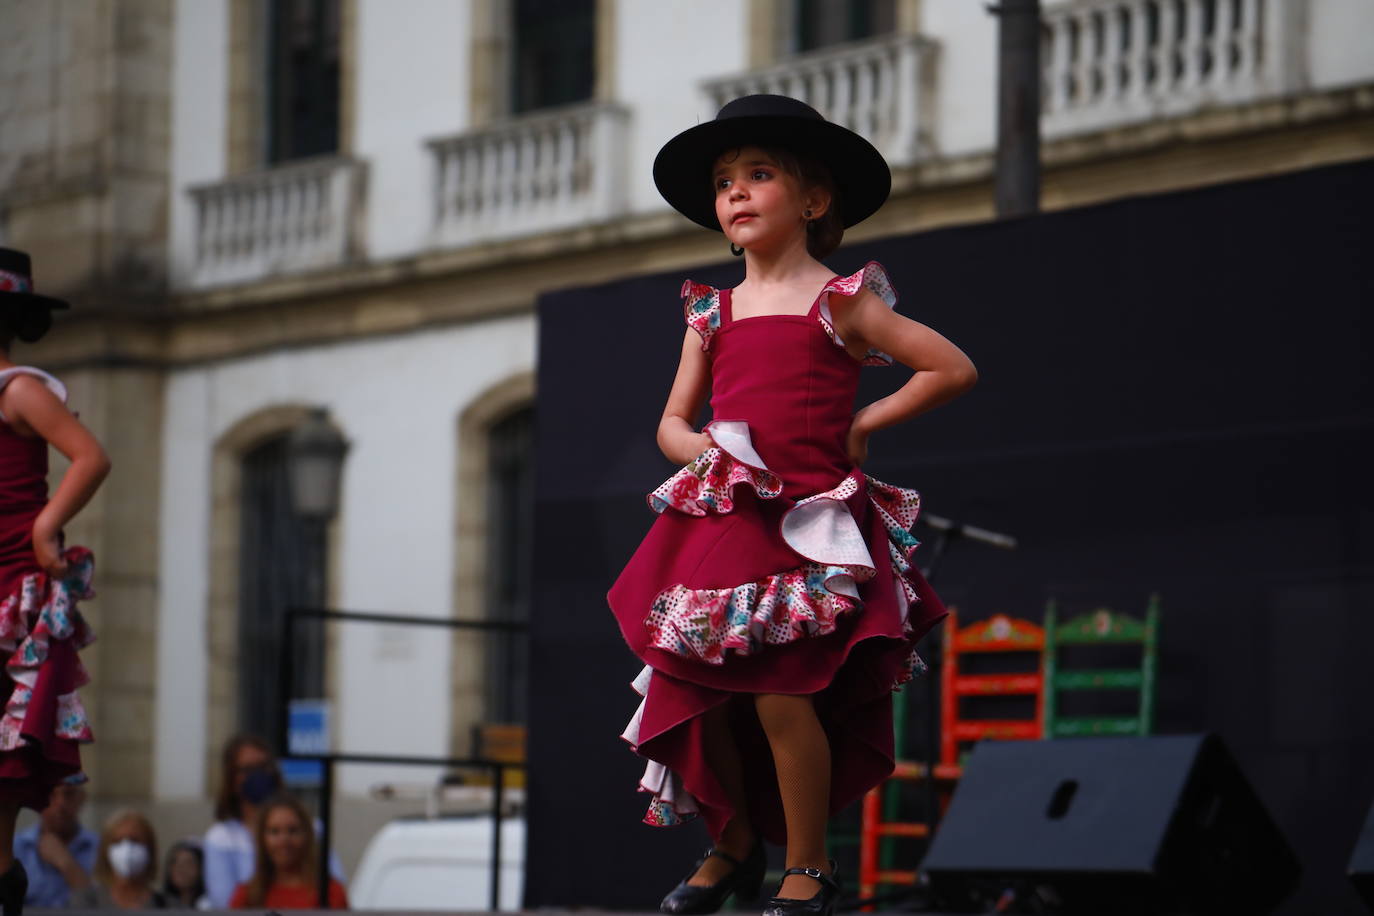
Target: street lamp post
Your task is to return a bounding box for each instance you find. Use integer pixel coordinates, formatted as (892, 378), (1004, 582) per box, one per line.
(284, 407), (349, 909)
(287, 407), (350, 612)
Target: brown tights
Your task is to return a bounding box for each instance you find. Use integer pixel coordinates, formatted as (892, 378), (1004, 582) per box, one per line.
(687, 694), (832, 900)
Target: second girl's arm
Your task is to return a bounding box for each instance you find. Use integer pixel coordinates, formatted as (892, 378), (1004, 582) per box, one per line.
(656, 328), (714, 465)
(831, 288), (978, 459)
(0, 376), (111, 575)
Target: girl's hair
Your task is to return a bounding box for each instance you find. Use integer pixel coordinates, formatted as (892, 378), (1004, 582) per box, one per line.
(214, 733), (279, 821)
(0, 303), (53, 347)
(162, 839), (205, 901)
(243, 794), (319, 907)
(93, 809), (159, 886)
(718, 146), (845, 260)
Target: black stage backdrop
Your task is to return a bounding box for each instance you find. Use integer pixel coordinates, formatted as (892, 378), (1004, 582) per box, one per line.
(527, 159), (1374, 914)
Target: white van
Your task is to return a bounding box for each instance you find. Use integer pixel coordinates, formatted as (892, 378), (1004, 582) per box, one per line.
(350, 814), (525, 911)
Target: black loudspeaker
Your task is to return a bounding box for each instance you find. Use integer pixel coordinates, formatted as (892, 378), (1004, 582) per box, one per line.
(922, 734), (1300, 915)
(1350, 799), (1374, 911)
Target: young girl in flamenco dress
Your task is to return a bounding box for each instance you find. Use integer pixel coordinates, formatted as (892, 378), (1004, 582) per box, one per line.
(0, 247), (109, 916)
(608, 96), (977, 916)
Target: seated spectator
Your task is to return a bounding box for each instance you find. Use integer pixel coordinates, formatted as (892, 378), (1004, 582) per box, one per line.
(227, 796), (346, 910)
(77, 810), (168, 909)
(13, 783), (97, 908)
(162, 840), (208, 909)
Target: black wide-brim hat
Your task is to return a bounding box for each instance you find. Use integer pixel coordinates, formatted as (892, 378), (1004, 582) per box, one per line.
(653, 94), (892, 232)
(0, 247), (70, 311)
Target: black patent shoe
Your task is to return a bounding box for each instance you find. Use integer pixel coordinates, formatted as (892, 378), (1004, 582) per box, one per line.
(761, 863), (840, 916)
(0, 860), (26, 916)
(660, 842), (766, 914)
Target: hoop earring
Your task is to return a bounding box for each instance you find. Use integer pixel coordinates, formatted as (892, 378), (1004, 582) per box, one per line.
(730, 243), (745, 257)
(803, 209), (813, 219)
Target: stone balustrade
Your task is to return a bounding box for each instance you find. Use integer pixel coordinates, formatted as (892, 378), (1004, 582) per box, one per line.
(1042, 0), (1304, 137)
(702, 34), (938, 168)
(429, 102), (631, 249)
(188, 156), (365, 288)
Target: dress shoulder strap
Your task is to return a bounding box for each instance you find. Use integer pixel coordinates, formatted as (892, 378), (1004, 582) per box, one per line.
(681, 280), (723, 353)
(0, 367), (67, 424)
(814, 261), (900, 366)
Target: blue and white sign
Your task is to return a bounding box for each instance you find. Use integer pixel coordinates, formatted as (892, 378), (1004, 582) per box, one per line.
(282, 699), (331, 787)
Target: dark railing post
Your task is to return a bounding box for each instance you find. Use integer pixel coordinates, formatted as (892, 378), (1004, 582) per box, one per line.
(277, 609), (296, 756)
(490, 762), (505, 911)
(318, 757), (335, 907)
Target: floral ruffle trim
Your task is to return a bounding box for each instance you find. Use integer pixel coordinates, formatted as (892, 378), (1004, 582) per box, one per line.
(866, 478), (930, 689)
(816, 262), (900, 366)
(0, 548), (96, 751)
(647, 560), (872, 665)
(646, 465), (926, 682)
(648, 420), (783, 516)
(682, 280), (722, 353)
(620, 666), (701, 828)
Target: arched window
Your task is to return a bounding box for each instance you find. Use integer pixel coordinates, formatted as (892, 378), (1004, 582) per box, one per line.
(237, 435), (326, 738)
(483, 406), (534, 723)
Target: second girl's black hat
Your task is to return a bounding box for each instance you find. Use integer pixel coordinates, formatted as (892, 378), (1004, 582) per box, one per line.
(653, 94), (892, 232)
(0, 248), (70, 311)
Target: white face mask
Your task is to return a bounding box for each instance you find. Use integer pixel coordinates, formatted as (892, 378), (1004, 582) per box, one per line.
(107, 839), (150, 879)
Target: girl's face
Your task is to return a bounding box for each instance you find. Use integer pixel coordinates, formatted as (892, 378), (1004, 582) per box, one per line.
(168, 848), (200, 892)
(713, 146), (814, 254)
(263, 806), (309, 874)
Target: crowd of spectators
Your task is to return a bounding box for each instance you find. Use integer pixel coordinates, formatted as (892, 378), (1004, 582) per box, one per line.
(15, 735), (347, 910)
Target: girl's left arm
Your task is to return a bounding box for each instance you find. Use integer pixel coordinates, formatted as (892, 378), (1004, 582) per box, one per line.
(833, 288), (978, 464)
(0, 376), (112, 576)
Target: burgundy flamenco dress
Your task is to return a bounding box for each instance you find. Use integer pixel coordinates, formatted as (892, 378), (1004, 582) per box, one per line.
(609, 263), (947, 844)
(0, 367), (95, 810)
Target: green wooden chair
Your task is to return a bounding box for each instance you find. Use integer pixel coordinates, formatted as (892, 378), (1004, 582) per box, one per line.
(1042, 595), (1161, 738)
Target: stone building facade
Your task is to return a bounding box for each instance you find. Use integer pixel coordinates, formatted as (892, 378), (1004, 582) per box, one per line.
(3, 0), (1372, 868)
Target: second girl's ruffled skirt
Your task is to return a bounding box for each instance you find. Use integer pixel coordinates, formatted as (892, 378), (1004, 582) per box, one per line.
(0, 547), (96, 809)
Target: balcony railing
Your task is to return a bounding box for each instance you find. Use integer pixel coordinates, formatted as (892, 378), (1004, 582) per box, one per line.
(429, 102), (631, 249)
(1042, 0), (1304, 137)
(702, 34), (938, 168)
(188, 156), (366, 288)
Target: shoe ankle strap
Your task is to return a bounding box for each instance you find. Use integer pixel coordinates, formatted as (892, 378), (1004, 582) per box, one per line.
(780, 865), (839, 891)
(705, 848), (744, 868)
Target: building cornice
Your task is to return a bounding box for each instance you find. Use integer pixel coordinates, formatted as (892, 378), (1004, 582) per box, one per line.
(25, 81), (1374, 373)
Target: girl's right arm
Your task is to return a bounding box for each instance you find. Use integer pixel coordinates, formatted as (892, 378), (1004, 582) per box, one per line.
(656, 328), (713, 465)
(0, 375), (111, 577)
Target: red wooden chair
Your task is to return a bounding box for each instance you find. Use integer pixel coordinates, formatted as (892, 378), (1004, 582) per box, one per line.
(857, 608), (1045, 903)
(941, 608), (1046, 766)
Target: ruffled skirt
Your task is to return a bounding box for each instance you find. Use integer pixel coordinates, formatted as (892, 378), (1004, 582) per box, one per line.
(0, 547), (95, 809)
(608, 422), (945, 843)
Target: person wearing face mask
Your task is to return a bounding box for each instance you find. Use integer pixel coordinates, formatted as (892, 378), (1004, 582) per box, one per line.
(76, 811), (167, 909)
(12, 783), (98, 909)
(203, 735), (343, 908)
(203, 736), (282, 909)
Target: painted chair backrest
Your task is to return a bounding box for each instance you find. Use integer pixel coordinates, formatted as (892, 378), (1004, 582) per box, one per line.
(1042, 594), (1161, 738)
(940, 608), (1046, 767)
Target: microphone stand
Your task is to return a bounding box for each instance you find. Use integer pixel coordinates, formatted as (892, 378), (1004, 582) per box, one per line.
(896, 513), (1018, 910)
